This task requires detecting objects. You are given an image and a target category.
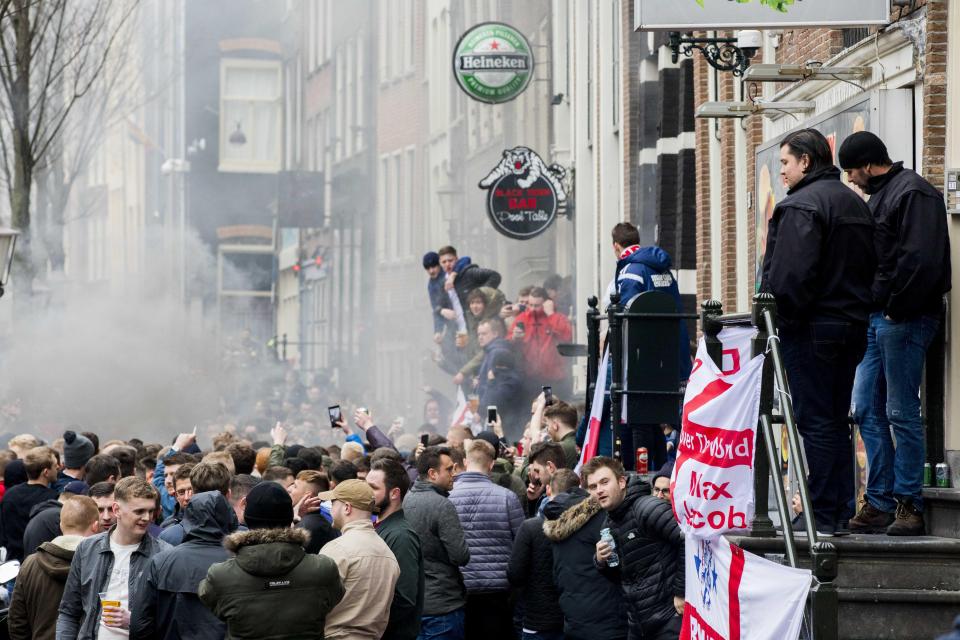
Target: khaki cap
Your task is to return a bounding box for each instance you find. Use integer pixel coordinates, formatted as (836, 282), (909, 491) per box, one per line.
(317, 479), (377, 512)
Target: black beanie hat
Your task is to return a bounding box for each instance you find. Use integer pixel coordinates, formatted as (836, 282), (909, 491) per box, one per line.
(243, 481), (294, 529)
(838, 131), (890, 170)
(63, 430), (96, 469)
(422, 251), (440, 269)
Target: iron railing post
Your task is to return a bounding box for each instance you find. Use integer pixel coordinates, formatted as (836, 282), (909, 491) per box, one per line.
(608, 292), (624, 464)
(750, 294), (776, 537)
(586, 296), (601, 404)
(701, 299), (723, 368)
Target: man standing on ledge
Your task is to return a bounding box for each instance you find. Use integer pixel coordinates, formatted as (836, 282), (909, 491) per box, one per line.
(840, 131), (951, 536)
(761, 128), (876, 537)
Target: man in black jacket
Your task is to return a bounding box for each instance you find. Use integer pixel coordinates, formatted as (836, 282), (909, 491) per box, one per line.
(840, 131), (951, 536)
(543, 482), (626, 640)
(438, 245), (502, 318)
(1, 447), (59, 561)
(130, 491), (234, 640)
(761, 128), (876, 536)
(508, 469), (580, 640)
(585, 457), (683, 640)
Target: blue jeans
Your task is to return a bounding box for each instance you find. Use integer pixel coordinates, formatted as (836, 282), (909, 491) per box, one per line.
(852, 313), (939, 511)
(419, 607), (465, 640)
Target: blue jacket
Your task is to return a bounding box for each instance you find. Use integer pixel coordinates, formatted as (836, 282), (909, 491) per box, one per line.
(448, 471), (524, 593)
(615, 246), (691, 381)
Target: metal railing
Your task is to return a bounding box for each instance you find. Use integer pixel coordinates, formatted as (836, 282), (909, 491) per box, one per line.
(585, 292), (839, 639)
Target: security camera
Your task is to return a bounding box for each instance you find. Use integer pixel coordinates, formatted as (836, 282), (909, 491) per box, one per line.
(737, 30), (762, 60)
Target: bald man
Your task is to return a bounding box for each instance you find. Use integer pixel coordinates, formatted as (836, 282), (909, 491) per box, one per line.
(9, 496), (100, 640)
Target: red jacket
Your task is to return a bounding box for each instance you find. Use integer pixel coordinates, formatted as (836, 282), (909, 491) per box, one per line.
(509, 309), (572, 381)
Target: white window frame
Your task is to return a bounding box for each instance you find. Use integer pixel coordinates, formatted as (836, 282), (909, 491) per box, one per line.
(218, 58), (283, 173)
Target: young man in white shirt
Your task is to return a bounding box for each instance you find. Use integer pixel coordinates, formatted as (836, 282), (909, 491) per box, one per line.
(57, 476), (170, 640)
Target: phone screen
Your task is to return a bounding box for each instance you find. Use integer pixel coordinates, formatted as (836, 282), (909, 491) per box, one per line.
(543, 385), (553, 405)
(420, 434), (430, 447)
(487, 406), (498, 424)
(327, 405), (342, 426)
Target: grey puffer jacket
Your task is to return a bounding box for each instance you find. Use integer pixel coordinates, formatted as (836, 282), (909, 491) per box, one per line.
(402, 480), (470, 616)
(448, 471), (524, 593)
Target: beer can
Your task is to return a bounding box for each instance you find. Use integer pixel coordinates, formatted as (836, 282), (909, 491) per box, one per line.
(636, 447), (649, 475)
(936, 462), (950, 488)
(924, 463), (933, 487)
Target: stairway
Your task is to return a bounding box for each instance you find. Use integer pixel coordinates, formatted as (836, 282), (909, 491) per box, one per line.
(728, 534), (960, 640)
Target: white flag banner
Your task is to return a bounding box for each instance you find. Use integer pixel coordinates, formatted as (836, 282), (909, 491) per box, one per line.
(576, 349), (609, 472)
(681, 536), (810, 640)
(717, 327), (758, 374)
(671, 337), (764, 537)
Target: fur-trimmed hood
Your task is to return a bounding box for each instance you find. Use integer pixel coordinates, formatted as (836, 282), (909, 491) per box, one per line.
(224, 527), (311, 578)
(542, 490), (603, 542)
(224, 526), (310, 552)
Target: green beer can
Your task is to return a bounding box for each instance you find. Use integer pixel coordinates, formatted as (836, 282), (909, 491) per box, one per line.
(924, 463), (933, 487)
(936, 462), (950, 488)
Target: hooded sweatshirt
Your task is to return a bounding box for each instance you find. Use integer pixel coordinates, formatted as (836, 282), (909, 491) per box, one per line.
(614, 245), (691, 382)
(130, 491), (235, 640)
(8, 534), (84, 640)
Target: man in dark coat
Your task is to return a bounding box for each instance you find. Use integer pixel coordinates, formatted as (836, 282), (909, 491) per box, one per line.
(543, 484), (627, 640)
(368, 459), (424, 640)
(585, 457), (684, 640)
(1, 447), (59, 561)
(840, 131), (951, 536)
(22, 481), (89, 557)
(198, 482), (344, 639)
(474, 318), (514, 403)
(761, 128), (876, 536)
(130, 491), (235, 639)
(508, 469), (581, 640)
(7, 496), (100, 640)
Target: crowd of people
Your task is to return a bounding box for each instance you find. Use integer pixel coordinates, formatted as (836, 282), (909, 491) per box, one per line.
(0, 390), (684, 640)
(423, 245), (575, 442)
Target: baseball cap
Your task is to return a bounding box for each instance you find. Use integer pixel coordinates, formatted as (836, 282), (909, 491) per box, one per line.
(316, 479), (376, 513)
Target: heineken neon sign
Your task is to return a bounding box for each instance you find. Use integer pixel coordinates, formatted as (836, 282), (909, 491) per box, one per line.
(453, 22), (534, 104)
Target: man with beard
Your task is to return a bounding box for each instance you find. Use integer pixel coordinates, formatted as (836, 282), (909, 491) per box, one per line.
(367, 459), (424, 640)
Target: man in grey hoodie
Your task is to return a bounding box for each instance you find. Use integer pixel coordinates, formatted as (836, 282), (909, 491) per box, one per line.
(402, 446), (470, 640)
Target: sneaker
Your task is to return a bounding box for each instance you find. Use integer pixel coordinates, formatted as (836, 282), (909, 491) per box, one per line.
(886, 500), (925, 536)
(849, 501), (894, 534)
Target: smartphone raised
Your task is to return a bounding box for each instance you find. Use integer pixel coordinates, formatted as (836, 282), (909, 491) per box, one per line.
(487, 406), (498, 425)
(327, 405), (342, 427)
(542, 385), (554, 406)
(420, 433), (430, 447)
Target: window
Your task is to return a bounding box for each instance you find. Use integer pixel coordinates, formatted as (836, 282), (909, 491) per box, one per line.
(219, 59), (283, 173)
(379, 0), (414, 82)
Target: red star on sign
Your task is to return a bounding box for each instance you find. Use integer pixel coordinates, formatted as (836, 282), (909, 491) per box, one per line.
(490, 40), (499, 50)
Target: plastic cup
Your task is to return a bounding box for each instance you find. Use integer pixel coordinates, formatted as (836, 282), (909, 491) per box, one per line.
(98, 591), (120, 609)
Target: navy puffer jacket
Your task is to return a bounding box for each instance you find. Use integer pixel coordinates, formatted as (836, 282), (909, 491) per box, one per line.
(449, 471), (524, 593)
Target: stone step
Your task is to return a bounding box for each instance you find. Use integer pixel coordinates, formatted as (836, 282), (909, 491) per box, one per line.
(924, 487), (960, 538)
(729, 534), (960, 640)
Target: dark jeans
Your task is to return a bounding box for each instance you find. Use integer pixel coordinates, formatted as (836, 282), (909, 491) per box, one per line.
(628, 614), (682, 640)
(630, 424), (668, 472)
(522, 631), (564, 640)
(419, 607), (465, 640)
(780, 319), (867, 529)
(465, 592), (513, 640)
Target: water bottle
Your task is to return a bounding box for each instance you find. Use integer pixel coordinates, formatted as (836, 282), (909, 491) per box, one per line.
(600, 528), (620, 567)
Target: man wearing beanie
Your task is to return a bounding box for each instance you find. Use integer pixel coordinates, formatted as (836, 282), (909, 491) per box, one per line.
(57, 430), (95, 492)
(840, 131), (951, 536)
(319, 479), (400, 640)
(199, 482), (344, 639)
